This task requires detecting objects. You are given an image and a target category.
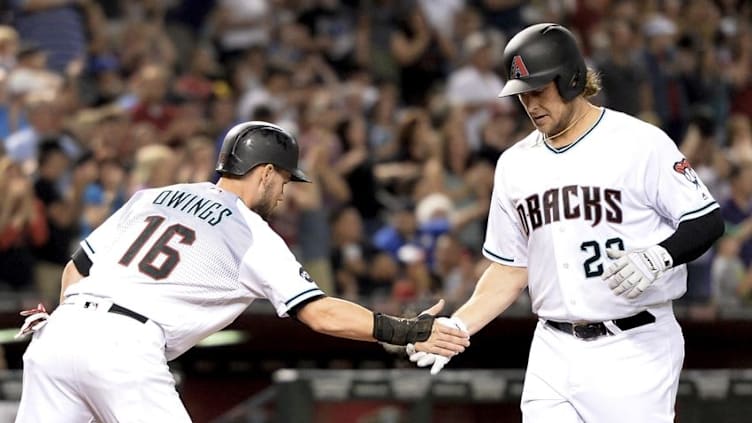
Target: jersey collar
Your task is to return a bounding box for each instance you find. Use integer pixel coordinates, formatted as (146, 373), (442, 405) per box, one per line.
(542, 108), (605, 154)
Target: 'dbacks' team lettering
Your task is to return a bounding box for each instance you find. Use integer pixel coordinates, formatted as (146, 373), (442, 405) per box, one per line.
(516, 185), (622, 235)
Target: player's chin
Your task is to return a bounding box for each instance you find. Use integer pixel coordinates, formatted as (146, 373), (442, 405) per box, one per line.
(530, 116), (549, 130)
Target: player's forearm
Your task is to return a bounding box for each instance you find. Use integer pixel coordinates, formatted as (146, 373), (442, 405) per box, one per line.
(453, 262), (528, 335)
(297, 296), (376, 342)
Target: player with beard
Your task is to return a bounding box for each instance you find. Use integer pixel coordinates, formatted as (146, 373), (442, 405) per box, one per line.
(14, 121), (470, 422)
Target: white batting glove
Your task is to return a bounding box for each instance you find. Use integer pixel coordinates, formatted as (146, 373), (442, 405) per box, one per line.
(14, 303), (49, 339)
(405, 343), (432, 366)
(406, 316), (467, 375)
(602, 246), (673, 299)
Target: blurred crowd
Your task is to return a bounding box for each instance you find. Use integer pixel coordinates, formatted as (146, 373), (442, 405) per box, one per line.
(0, 0), (750, 322)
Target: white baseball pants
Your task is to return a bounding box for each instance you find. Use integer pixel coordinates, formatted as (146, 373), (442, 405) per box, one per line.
(521, 304), (684, 423)
(14, 296), (191, 423)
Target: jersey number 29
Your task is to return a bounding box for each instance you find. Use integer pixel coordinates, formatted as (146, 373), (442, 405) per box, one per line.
(119, 215), (196, 280)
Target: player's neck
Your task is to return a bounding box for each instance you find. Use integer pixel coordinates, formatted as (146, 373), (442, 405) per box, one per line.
(217, 176), (256, 207)
(543, 101), (600, 149)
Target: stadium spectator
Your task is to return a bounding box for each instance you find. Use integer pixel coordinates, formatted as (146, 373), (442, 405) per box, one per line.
(390, 4), (453, 107)
(4, 89), (80, 171)
(129, 64), (177, 134)
(641, 14), (688, 143)
(726, 114), (752, 164)
(595, 18), (650, 118)
(33, 141), (96, 304)
(446, 30), (505, 150)
(720, 163), (752, 267)
(335, 115), (385, 234)
(128, 144), (178, 194)
(79, 157), (127, 239)
(298, 0), (359, 75)
(330, 206), (379, 300)
(431, 233), (478, 309)
(712, 235), (748, 310)
(10, 0), (89, 74)
(0, 25), (19, 72)
(0, 157), (46, 292)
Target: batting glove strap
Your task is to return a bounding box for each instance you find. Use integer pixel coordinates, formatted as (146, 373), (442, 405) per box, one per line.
(373, 312), (434, 345)
(637, 245), (673, 274)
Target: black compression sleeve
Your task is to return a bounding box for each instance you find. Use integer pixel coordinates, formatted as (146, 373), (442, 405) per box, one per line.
(658, 209), (724, 266)
(71, 246), (93, 276)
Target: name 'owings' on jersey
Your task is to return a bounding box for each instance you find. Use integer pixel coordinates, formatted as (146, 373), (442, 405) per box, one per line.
(516, 185), (622, 235)
(152, 189), (233, 226)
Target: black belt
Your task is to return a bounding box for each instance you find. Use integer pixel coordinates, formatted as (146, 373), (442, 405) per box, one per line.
(545, 310), (655, 340)
(106, 303), (149, 324)
(77, 298), (149, 324)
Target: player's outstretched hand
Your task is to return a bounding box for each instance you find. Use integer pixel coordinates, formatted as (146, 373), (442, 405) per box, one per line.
(412, 301), (469, 358)
(602, 246), (673, 299)
(15, 303), (49, 339)
(407, 316), (468, 375)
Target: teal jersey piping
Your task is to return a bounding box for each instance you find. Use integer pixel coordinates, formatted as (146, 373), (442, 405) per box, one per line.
(543, 108), (606, 154)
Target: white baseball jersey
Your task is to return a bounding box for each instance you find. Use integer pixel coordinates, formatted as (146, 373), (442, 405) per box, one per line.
(483, 108), (718, 322)
(67, 182), (324, 360)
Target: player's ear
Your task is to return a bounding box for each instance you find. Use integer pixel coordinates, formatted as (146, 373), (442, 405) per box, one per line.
(260, 164), (276, 182)
(243, 164), (269, 190)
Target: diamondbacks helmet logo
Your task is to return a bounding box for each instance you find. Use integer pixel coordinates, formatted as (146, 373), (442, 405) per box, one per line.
(510, 55), (530, 79)
(673, 158), (699, 188)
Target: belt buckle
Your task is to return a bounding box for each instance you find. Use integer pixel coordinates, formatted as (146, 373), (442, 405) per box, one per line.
(571, 322), (605, 340)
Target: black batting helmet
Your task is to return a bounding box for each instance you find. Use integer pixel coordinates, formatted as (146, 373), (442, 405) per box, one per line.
(498, 23), (586, 101)
(215, 121), (311, 182)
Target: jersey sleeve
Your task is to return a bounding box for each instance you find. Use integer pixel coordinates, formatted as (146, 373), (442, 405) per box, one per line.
(643, 131), (719, 225)
(482, 160), (529, 267)
(240, 224), (325, 318)
(79, 190), (143, 262)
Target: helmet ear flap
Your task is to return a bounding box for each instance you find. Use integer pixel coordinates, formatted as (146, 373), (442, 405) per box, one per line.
(569, 70), (579, 88)
(557, 67), (585, 101)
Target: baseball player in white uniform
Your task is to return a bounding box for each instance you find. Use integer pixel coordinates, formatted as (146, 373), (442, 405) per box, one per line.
(407, 24), (724, 422)
(13, 121), (470, 422)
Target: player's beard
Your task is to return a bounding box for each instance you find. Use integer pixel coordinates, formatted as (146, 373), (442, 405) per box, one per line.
(251, 184), (277, 220)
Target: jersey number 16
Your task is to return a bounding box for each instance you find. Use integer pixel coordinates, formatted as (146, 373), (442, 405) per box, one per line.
(119, 215), (196, 280)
